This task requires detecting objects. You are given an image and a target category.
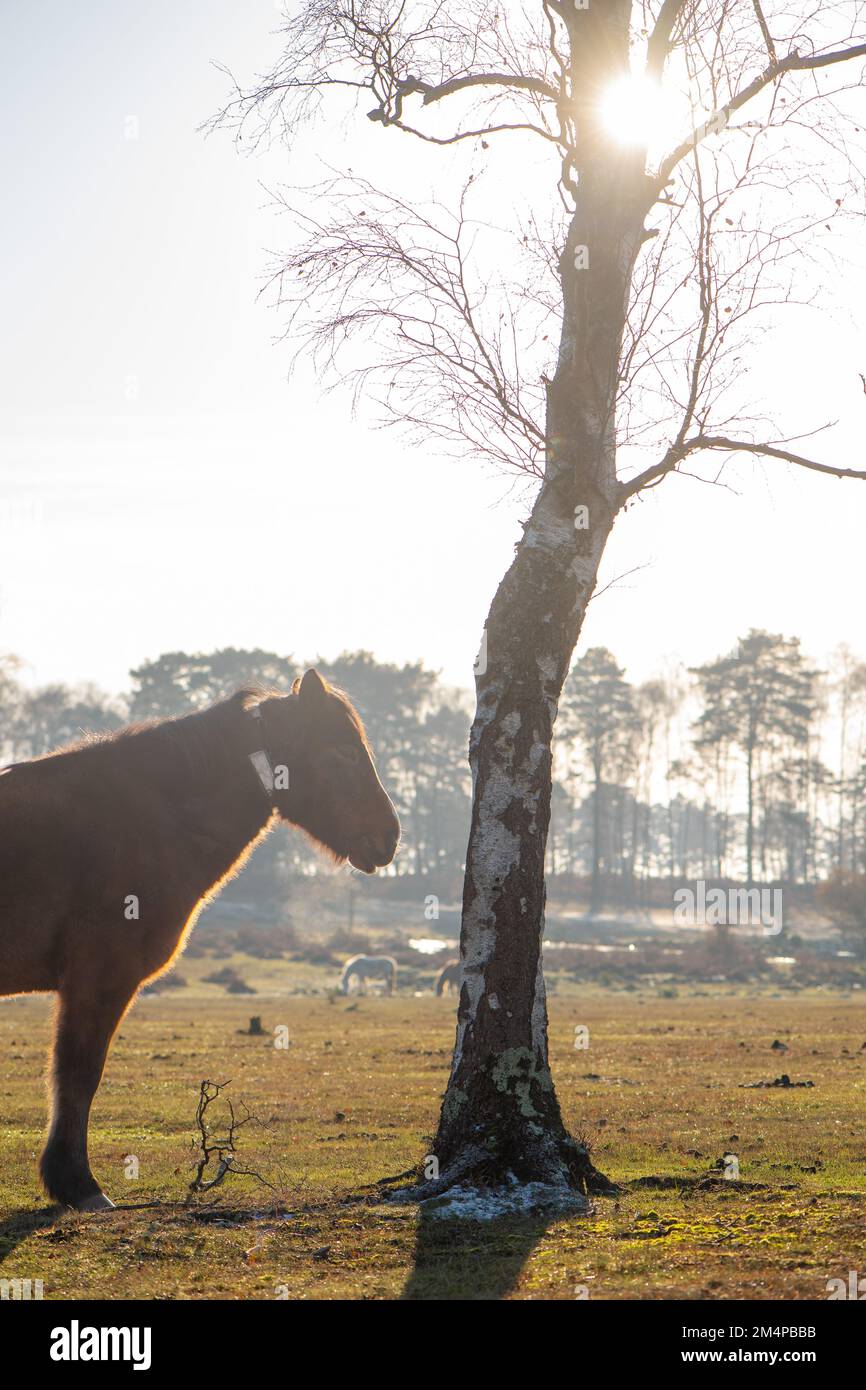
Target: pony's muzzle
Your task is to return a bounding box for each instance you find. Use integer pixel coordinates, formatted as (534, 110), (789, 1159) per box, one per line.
(349, 828), (399, 874)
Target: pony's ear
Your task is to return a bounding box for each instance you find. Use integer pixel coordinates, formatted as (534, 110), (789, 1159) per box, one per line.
(297, 668), (328, 710)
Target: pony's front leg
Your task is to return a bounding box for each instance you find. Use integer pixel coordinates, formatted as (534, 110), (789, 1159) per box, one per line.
(40, 982), (134, 1210)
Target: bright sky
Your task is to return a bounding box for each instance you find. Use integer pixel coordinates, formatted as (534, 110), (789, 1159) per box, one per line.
(2, 0), (865, 700)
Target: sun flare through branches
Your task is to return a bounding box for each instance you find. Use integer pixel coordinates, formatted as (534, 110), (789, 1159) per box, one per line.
(598, 72), (686, 152)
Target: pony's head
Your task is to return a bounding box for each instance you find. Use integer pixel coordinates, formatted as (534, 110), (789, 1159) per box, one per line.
(260, 669), (400, 874)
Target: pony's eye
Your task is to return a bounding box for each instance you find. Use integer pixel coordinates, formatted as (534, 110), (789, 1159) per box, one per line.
(335, 745), (360, 765)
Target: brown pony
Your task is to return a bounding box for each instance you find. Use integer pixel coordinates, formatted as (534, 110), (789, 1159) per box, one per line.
(0, 669), (399, 1210)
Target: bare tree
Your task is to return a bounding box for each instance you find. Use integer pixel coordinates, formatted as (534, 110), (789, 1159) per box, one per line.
(828, 644), (866, 868)
(211, 1), (866, 1202)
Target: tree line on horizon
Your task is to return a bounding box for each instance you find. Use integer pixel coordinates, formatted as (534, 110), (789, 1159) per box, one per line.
(2, 633), (866, 907)
(554, 632), (866, 911)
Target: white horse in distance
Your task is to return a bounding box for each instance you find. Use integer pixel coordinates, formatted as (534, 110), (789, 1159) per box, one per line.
(340, 954), (397, 995)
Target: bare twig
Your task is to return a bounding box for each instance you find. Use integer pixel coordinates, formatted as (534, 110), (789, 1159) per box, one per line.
(187, 1079), (277, 1200)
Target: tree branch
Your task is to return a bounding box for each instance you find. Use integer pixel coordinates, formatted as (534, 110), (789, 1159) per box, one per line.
(751, 0), (778, 67)
(691, 433), (866, 481)
(646, 0), (689, 82)
(370, 115), (559, 145)
(620, 431), (866, 503)
(657, 39), (866, 186)
(410, 71), (559, 107)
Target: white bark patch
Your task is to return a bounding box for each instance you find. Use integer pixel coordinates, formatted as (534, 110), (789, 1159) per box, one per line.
(531, 952), (549, 1059)
(451, 1022), (469, 1075)
(488, 994), (500, 1011)
(454, 637), (567, 1073)
(499, 710), (522, 740)
(469, 768), (523, 916)
(529, 740), (547, 774)
(472, 678), (507, 739)
(523, 509), (573, 555)
(557, 317), (577, 371)
(570, 548), (602, 592)
(463, 965), (487, 1010)
(537, 652), (559, 685)
(451, 966), (488, 1072)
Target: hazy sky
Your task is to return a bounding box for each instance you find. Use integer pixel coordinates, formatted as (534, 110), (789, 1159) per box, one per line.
(2, 0), (865, 699)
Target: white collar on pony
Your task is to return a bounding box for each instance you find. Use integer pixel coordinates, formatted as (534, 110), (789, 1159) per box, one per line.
(247, 706), (276, 798)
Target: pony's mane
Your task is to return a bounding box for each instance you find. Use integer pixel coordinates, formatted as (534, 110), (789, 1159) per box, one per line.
(27, 677), (370, 787)
(42, 691), (254, 790)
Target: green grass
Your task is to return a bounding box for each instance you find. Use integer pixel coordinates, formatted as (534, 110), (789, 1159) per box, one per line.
(1, 978), (864, 1299)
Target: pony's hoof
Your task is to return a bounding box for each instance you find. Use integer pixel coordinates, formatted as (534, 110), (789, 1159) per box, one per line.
(77, 1191), (115, 1212)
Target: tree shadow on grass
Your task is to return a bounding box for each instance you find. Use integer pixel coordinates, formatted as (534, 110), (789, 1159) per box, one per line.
(402, 1205), (556, 1301)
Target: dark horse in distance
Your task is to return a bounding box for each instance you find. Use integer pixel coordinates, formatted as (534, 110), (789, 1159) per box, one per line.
(0, 669), (400, 1210)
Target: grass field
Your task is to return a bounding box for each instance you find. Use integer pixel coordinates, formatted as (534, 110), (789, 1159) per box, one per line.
(1, 974), (864, 1300)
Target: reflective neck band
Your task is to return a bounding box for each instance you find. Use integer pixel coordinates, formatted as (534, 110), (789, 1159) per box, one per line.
(248, 707), (276, 801)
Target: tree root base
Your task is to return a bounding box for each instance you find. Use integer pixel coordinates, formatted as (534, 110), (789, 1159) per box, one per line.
(383, 1134), (619, 1216)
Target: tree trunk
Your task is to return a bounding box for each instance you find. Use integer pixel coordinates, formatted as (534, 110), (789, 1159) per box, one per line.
(746, 733), (755, 887)
(426, 0), (651, 1199)
(838, 684), (849, 870)
(429, 471), (617, 1194)
(590, 754), (603, 913)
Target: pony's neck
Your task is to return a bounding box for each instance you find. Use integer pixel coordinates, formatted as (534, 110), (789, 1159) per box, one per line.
(167, 698), (279, 861)
(243, 706), (280, 803)
(247, 694), (307, 810)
